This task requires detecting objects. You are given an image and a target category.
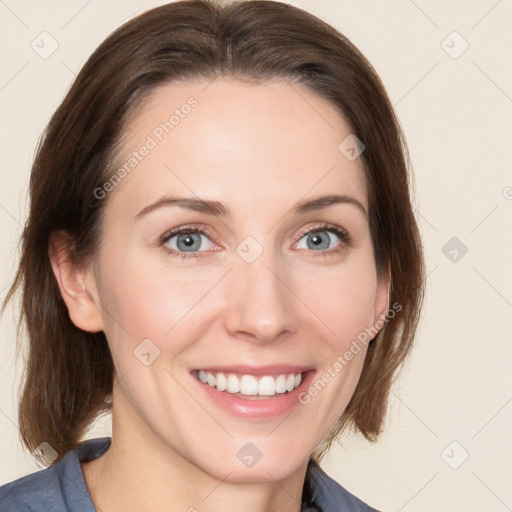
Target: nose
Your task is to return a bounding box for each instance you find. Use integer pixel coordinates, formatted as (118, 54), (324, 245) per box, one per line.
(223, 248), (298, 345)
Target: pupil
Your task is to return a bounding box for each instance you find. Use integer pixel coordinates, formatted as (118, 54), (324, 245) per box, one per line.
(178, 233), (199, 251)
(309, 232), (329, 250)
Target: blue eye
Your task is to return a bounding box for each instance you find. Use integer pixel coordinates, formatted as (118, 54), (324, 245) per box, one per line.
(161, 228), (215, 257)
(297, 225), (348, 252)
(159, 222), (350, 259)
(297, 228), (343, 251)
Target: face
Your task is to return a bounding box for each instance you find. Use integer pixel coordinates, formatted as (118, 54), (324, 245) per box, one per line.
(79, 78), (388, 482)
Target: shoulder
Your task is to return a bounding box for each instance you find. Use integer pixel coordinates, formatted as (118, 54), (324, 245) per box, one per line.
(306, 461), (383, 512)
(0, 437), (111, 512)
(0, 461), (67, 511)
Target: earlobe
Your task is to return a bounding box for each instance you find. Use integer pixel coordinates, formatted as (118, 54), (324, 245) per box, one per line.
(48, 230), (104, 333)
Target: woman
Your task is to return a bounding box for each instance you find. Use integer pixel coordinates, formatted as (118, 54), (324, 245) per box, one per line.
(0, 0), (424, 510)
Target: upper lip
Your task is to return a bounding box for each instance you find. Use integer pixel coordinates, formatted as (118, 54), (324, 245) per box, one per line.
(191, 364), (314, 377)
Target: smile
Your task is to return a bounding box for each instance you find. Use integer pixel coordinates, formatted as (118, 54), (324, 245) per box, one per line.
(194, 370), (303, 398)
(190, 365), (316, 417)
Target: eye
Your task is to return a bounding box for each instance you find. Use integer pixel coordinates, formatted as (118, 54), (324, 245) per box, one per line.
(159, 222), (351, 260)
(160, 224), (217, 259)
(295, 223), (350, 256)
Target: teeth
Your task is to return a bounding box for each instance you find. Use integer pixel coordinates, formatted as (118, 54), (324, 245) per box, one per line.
(206, 372), (216, 387)
(196, 371), (303, 396)
(275, 374), (287, 393)
(258, 376), (276, 396)
(216, 372), (227, 391)
(227, 374), (240, 393)
(240, 375), (258, 395)
(286, 374), (295, 392)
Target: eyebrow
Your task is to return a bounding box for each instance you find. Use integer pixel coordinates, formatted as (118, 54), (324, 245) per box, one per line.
(135, 193), (367, 220)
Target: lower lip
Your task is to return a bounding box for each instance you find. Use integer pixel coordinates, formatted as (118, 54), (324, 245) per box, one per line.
(192, 370), (316, 419)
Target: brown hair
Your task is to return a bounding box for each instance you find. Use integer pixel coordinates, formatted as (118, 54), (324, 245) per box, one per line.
(3, 0), (424, 465)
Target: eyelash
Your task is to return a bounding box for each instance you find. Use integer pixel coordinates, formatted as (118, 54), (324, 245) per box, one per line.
(159, 222), (351, 260)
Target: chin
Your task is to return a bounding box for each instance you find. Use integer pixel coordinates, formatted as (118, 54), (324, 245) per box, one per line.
(197, 439), (312, 484)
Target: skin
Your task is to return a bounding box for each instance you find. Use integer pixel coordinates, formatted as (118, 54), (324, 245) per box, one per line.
(50, 77), (389, 512)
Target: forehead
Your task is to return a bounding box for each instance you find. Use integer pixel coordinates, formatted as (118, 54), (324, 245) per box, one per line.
(107, 78), (368, 220)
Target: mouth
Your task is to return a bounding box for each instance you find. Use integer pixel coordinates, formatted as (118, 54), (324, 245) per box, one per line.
(192, 369), (307, 400)
(190, 365), (316, 418)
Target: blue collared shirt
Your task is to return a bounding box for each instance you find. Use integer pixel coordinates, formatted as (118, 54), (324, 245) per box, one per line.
(0, 437), (380, 511)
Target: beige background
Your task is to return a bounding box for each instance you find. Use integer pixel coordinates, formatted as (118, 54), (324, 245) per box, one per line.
(1, 0), (511, 510)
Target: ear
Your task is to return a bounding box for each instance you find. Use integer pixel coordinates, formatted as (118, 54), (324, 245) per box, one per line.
(373, 263), (391, 327)
(48, 230), (104, 333)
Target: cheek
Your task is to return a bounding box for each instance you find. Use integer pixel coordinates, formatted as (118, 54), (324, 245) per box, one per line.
(297, 259), (378, 345)
(95, 249), (226, 354)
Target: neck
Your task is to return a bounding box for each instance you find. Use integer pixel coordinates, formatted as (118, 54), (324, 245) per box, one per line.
(81, 394), (310, 512)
